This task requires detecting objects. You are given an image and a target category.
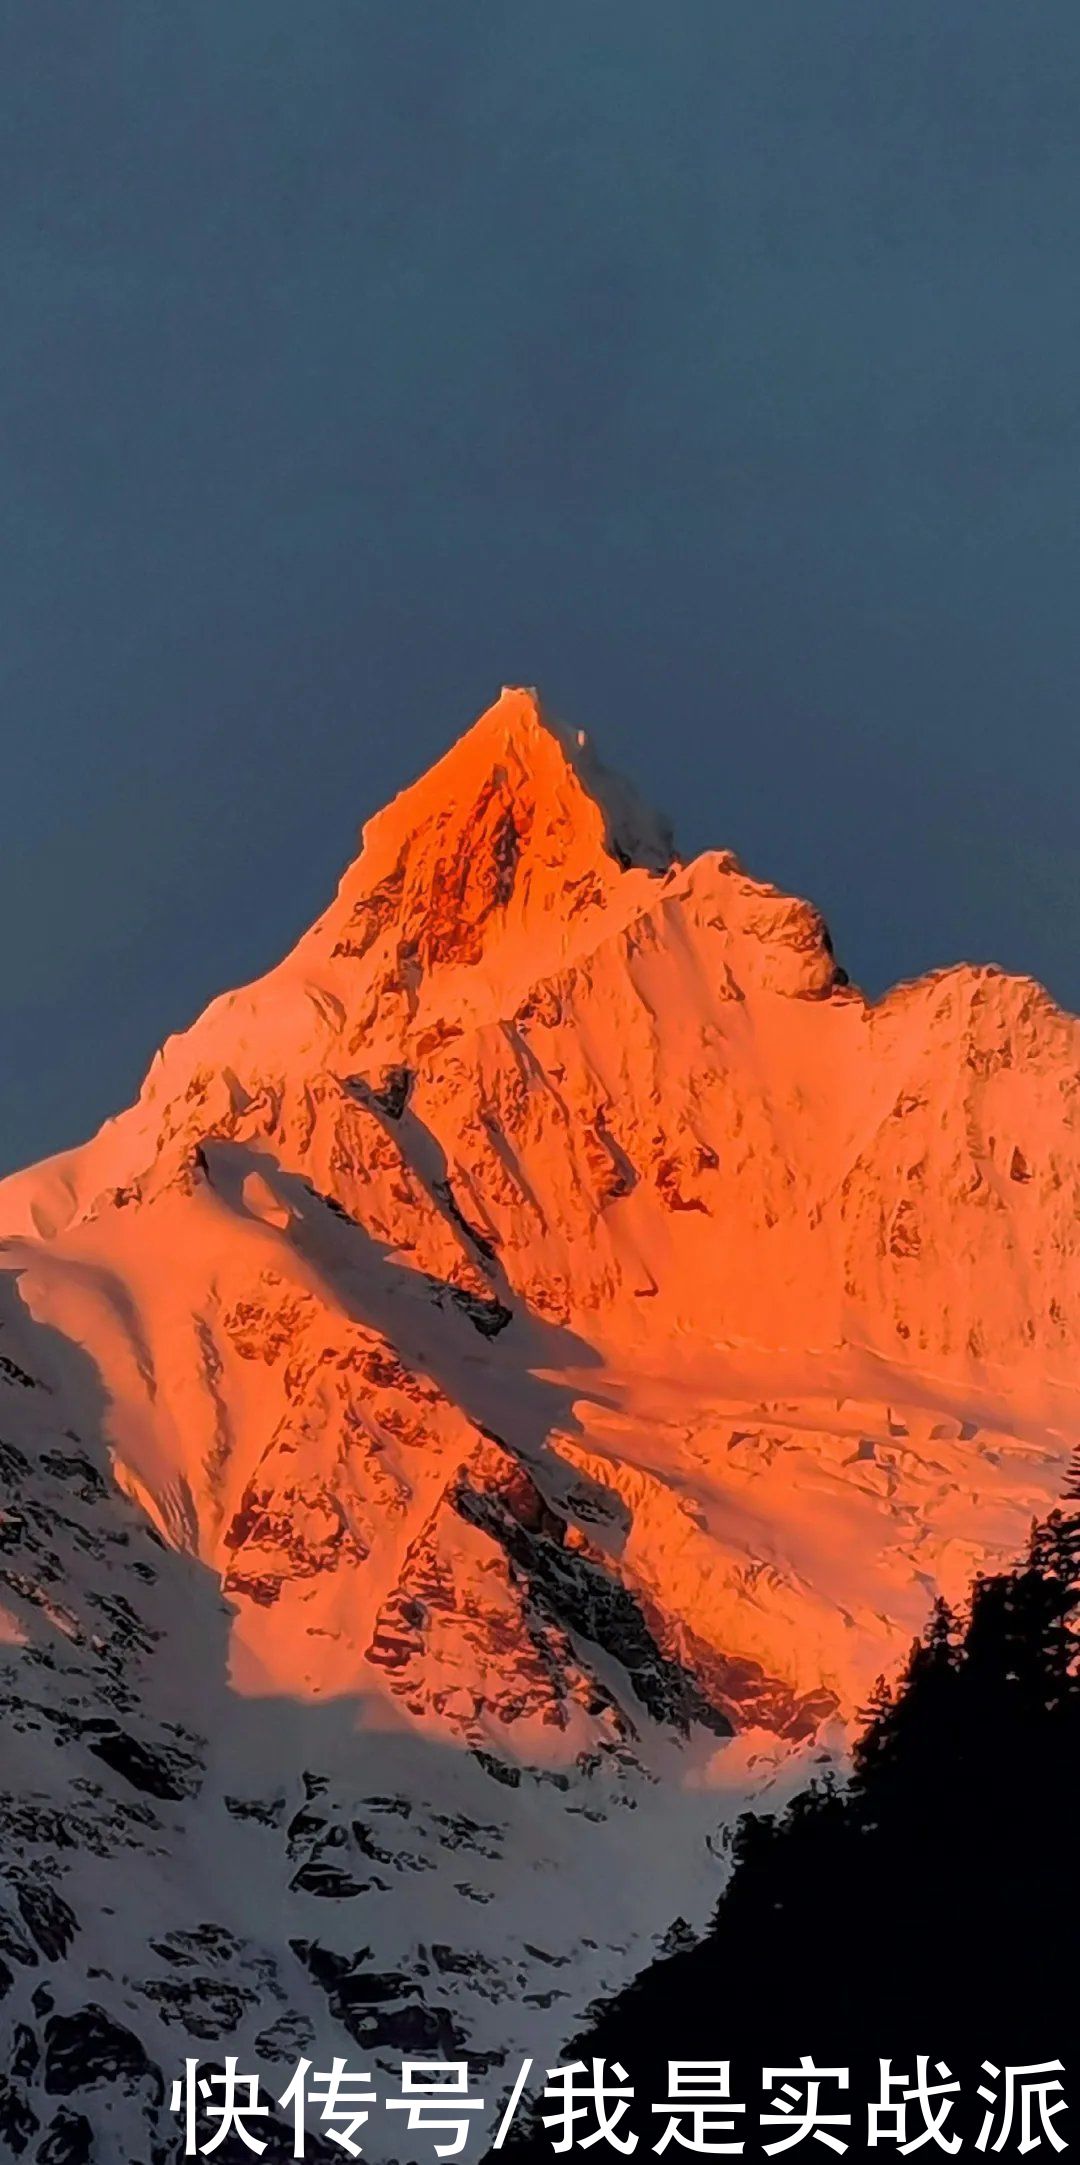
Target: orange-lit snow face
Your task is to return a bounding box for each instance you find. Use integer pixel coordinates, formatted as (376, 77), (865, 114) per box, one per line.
(1, 687), (1076, 1757)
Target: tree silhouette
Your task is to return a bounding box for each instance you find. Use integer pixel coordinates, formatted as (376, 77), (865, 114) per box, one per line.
(495, 1485), (1080, 2156)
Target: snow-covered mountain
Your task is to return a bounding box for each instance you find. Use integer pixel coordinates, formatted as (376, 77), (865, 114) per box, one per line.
(1, 687), (1077, 2160)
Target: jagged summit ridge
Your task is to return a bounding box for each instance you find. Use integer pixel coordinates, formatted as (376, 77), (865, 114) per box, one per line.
(0, 685), (831, 1234)
(301, 685), (670, 991)
(288, 683), (680, 1051)
(351, 686), (676, 876)
(0, 688), (1079, 2157)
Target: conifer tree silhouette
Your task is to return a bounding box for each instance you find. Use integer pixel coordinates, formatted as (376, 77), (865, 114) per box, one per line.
(495, 1480), (1080, 2158)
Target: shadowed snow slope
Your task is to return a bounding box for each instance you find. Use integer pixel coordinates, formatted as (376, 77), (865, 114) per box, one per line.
(0, 687), (1078, 2159)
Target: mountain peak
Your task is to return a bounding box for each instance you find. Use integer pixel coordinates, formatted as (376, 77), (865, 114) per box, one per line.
(277, 686), (676, 1019)
(354, 684), (675, 880)
(2, 683), (1080, 2160)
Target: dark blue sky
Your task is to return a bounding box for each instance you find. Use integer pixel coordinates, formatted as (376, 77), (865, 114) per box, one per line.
(3, 4), (1079, 1175)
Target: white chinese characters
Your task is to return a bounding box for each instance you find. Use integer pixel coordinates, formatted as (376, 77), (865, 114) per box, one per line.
(169, 2052), (1070, 2158)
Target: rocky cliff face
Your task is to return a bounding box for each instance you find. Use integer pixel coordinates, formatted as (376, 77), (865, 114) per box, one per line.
(1, 688), (1077, 2159)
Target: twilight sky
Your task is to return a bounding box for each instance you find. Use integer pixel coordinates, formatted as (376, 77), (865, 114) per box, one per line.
(2, 3), (1079, 1175)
